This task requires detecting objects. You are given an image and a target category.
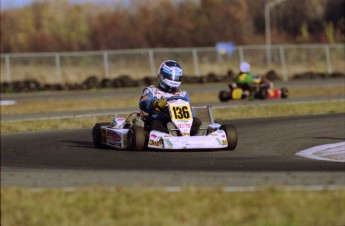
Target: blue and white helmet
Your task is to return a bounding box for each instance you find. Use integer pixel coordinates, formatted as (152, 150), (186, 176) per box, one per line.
(158, 60), (183, 92)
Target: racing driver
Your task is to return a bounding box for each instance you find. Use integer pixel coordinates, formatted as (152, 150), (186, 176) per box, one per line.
(235, 61), (270, 99)
(139, 60), (203, 136)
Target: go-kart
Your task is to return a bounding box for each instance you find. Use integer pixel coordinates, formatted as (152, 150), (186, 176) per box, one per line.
(92, 96), (237, 151)
(219, 80), (288, 102)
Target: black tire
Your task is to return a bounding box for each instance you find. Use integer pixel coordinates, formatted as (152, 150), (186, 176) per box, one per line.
(127, 126), (146, 151)
(92, 122), (111, 148)
(219, 90), (231, 102)
(258, 88), (267, 100)
(281, 87), (289, 98)
(220, 124), (238, 151)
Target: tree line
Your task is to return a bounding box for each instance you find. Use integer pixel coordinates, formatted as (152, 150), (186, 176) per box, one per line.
(1, 0), (344, 53)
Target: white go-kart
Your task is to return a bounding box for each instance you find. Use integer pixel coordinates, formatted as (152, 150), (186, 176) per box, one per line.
(92, 96), (237, 151)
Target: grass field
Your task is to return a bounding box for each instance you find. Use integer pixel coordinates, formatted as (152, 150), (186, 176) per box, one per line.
(1, 101), (344, 133)
(1, 86), (345, 226)
(1, 187), (345, 226)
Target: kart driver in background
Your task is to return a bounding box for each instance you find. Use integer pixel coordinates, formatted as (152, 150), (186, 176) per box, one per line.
(236, 61), (254, 87)
(139, 60), (204, 136)
(235, 61), (269, 98)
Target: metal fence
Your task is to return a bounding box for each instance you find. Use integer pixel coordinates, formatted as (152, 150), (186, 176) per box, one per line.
(1, 43), (344, 84)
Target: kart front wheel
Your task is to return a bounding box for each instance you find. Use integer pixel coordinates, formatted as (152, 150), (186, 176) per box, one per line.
(258, 88), (268, 100)
(128, 126), (146, 151)
(219, 90), (230, 102)
(92, 122), (111, 148)
(220, 124), (237, 151)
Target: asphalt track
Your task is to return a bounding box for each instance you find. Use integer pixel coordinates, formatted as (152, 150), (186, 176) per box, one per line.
(1, 78), (345, 188)
(1, 113), (345, 188)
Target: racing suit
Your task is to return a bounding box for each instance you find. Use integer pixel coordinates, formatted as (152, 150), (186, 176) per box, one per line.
(139, 85), (201, 135)
(236, 72), (254, 87)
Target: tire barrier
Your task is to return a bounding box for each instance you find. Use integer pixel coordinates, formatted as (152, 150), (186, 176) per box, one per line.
(1, 71), (344, 93)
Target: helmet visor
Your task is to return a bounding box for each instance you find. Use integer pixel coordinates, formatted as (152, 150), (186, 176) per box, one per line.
(162, 73), (182, 82)
(161, 65), (182, 82)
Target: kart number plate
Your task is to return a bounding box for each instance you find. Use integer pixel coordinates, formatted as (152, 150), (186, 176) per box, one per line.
(169, 101), (193, 136)
(232, 88), (243, 100)
(169, 104), (192, 120)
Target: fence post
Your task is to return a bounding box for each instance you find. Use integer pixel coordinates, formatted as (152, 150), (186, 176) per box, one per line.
(103, 51), (110, 79)
(5, 54), (11, 82)
(279, 46), (288, 81)
(192, 49), (201, 76)
(324, 45), (333, 75)
(55, 54), (62, 84)
(148, 49), (155, 77)
(238, 46), (245, 62)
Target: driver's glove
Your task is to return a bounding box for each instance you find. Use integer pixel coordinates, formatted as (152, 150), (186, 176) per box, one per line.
(153, 98), (167, 109)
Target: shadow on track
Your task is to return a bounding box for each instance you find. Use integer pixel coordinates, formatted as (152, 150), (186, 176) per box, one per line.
(61, 140), (229, 153)
(313, 137), (345, 141)
(61, 140), (101, 150)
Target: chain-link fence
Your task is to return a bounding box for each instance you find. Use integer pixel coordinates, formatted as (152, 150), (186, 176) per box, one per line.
(1, 44), (344, 84)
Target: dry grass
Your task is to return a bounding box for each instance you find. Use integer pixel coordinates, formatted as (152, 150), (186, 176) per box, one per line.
(214, 101), (345, 120)
(1, 96), (138, 115)
(1, 187), (345, 226)
(1, 86), (344, 116)
(1, 101), (344, 133)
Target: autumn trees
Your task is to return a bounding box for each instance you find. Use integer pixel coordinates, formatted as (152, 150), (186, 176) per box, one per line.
(1, 0), (344, 53)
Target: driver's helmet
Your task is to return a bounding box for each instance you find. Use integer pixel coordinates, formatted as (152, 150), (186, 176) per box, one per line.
(158, 60), (183, 92)
(239, 61), (250, 73)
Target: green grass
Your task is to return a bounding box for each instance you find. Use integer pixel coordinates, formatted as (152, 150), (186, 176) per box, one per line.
(1, 187), (345, 226)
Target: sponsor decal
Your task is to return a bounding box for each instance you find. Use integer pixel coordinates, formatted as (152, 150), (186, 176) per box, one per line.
(176, 119), (189, 123)
(107, 137), (121, 147)
(106, 130), (121, 141)
(178, 123), (191, 129)
(149, 139), (162, 146)
(221, 140), (228, 145)
(164, 139), (173, 148)
(216, 138), (221, 145)
(151, 134), (158, 138)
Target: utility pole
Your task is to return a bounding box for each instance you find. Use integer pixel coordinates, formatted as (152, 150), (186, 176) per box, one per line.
(265, 0), (287, 65)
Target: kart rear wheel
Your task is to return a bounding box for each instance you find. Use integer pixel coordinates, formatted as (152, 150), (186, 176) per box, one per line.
(92, 122), (111, 148)
(219, 90), (230, 102)
(281, 87), (289, 98)
(128, 126), (146, 151)
(220, 124), (237, 151)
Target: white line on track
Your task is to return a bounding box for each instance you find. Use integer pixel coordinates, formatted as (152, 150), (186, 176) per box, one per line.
(296, 142), (345, 162)
(0, 100), (16, 106)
